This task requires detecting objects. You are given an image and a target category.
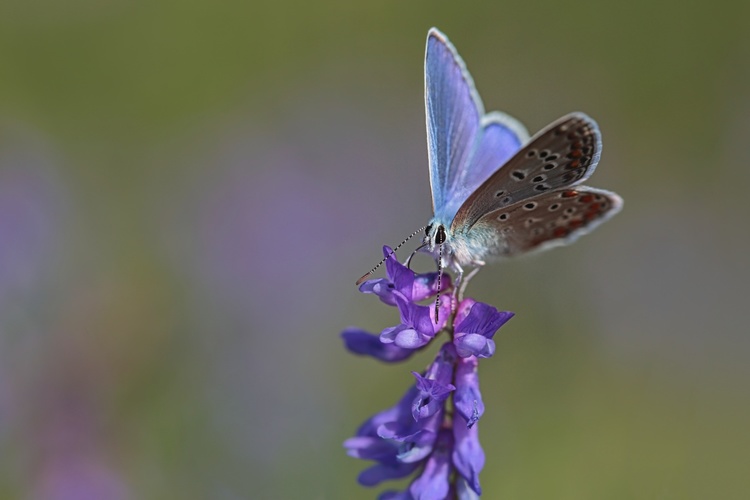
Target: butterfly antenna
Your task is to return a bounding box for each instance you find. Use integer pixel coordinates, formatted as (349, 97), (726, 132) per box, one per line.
(355, 226), (426, 285)
(435, 242), (443, 324)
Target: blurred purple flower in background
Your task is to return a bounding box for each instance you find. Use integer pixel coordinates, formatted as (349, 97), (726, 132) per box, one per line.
(0, 128), (130, 498)
(30, 400), (130, 500)
(0, 130), (68, 440)
(0, 148), (64, 307)
(342, 248), (513, 498)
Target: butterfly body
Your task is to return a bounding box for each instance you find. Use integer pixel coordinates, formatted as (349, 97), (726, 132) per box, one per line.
(420, 28), (622, 277)
(424, 220), (491, 272)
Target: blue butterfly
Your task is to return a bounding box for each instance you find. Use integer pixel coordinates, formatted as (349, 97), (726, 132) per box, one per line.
(360, 28), (622, 294)
(423, 28), (621, 280)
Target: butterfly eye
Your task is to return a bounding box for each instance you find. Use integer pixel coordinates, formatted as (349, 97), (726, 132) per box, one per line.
(435, 226), (447, 244)
(425, 224), (432, 235)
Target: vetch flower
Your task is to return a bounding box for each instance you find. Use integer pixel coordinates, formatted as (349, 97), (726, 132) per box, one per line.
(453, 298), (514, 359)
(452, 414), (485, 495)
(411, 343), (456, 421)
(453, 356), (484, 428)
(344, 384), (442, 486)
(342, 248), (514, 497)
(357, 245), (454, 352)
(380, 292), (451, 350)
(405, 428), (453, 499)
(359, 246), (451, 306)
(341, 328), (416, 363)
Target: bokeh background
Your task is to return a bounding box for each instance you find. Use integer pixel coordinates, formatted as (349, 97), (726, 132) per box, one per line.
(0, 1), (748, 498)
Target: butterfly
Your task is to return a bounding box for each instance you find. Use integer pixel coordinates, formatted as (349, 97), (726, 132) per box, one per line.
(359, 28), (622, 297)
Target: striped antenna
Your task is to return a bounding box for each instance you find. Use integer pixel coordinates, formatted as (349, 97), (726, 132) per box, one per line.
(434, 242), (443, 323)
(355, 227), (426, 285)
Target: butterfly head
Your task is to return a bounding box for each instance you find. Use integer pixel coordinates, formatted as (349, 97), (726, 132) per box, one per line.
(424, 219), (462, 276)
(424, 222), (448, 254)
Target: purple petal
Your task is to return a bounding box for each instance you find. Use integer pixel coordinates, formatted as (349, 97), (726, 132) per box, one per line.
(454, 299), (512, 358)
(428, 296), (452, 331)
(409, 429), (453, 500)
(358, 277), (398, 306)
(403, 299), (438, 335)
(358, 460), (419, 487)
(378, 410), (443, 463)
(454, 298), (477, 327)
(456, 477), (481, 500)
(454, 356), (485, 427)
(454, 333), (496, 359)
(455, 299), (514, 339)
(412, 271), (452, 302)
(377, 407), (441, 441)
(377, 420), (438, 463)
(380, 323), (431, 350)
(376, 246), (452, 303)
(343, 436), (397, 461)
(380, 324), (408, 344)
(379, 293), (446, 351)
(341, 328), (416, 362)
(359, 246), (425, 305)
(411, 372), (455, 421)
(383, 246), (418, 295)
(395, 329), (432, 350)
(395, 429), (439, 464)
(452, 415), (485, 496)
(409, 343), (458, 420)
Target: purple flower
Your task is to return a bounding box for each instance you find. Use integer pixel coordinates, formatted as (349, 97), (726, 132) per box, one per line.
(411, 343), (457, 421)
(343, 248), (514, 497)
(341, 328), (416, 362)
(456, 477), (481, 500)
(358, 246), (454, 351)
(453, 356), (484, 428)
(452, 414), (485, 496)
(359, 246), (451, 306)
(407, 428), (453, 499)
(0, 163), (64, 305)
(380, 292), (451, 350)
(344, 384), (442, 486)
(453, 298), (514, 358)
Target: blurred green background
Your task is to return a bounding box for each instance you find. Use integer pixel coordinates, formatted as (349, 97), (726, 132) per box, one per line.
(0, 1), (748, 498)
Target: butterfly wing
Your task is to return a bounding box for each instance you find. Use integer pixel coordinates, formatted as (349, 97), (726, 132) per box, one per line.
(451, 112), (602, 233)
(439, 112), (529, 223)
(468, 186), (623, 258)
(425, 28), (483, 222)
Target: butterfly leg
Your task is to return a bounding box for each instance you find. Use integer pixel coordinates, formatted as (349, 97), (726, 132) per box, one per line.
(450, 262), (464, 315)
(457, 265), (482, 301)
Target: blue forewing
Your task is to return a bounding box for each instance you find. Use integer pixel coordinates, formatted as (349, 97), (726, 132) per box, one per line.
(425, 28), (529, 226)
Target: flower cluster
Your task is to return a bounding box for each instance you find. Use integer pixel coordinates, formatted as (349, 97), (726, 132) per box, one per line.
(342, 247), (514, 498)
